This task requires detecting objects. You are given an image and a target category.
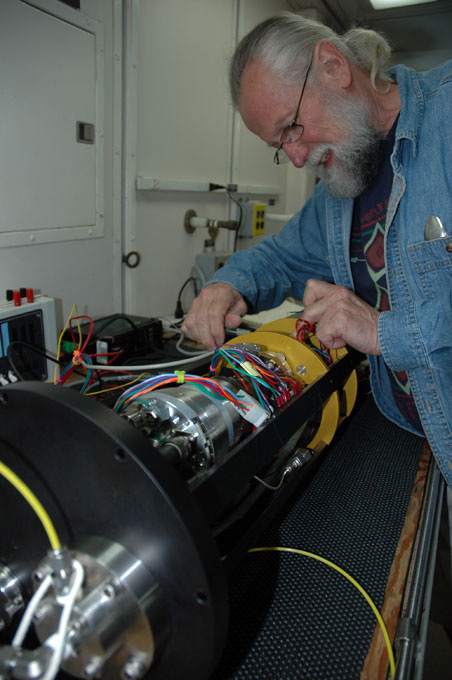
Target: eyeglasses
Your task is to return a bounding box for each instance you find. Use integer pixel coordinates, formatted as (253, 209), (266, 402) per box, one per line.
(273, 57), (313, 165)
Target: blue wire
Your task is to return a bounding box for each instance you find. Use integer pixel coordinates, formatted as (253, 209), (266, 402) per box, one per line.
(114, 372), (252, 413)
(58, 361), (74, 382)
(80, 354), (93, 393)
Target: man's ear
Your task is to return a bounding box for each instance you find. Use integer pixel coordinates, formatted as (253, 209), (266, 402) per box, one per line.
(314, 40), (352, 90)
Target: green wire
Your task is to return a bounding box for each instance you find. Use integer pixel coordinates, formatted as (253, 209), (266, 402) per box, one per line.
(218, 350), (280, 397)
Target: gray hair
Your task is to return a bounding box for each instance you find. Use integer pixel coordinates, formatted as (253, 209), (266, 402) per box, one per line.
(229, 12), (393, 107)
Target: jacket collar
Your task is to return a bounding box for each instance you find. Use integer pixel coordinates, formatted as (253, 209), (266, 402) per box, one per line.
(389, 64), (422, 158)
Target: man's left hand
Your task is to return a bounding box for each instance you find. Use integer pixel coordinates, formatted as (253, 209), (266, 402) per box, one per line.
(302, 279), (382, 356)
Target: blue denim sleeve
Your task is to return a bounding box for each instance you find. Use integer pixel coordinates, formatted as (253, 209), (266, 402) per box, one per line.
(210, 183), (334, 311)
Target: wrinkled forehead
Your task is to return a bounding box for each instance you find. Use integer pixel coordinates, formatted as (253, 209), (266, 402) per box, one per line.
(238, 60), (299, 139)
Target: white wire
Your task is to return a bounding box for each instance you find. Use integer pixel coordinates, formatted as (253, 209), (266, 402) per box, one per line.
(11, 561), (84, 680)
(12, 573), (53, 647)
(151, 320), (211, 357)
(78, 351), (213, 372)
(175, 333), (212, 356)
(42, 559), (84, 680)
(254, 469), (289, 491)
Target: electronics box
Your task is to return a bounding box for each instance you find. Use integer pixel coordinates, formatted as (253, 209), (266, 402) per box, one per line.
(61, 314), (163, 365)
(0, 295), (57, 381)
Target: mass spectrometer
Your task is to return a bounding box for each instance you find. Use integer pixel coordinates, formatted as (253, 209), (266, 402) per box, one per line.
(0, 320), (360, 680)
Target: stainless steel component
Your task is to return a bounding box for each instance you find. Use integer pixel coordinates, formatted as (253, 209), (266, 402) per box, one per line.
(48, 546), (73, 595)
(0, 645), (52, 680)
(0, 563), (24, 632)
(82, 656), (104, 679)
(33, 536), (167, 680)
(283, 447), (315, 475)
(230, 343), (261, 355)
(254, 447), (316, 491)
(424, 216), (447, 240)
(31, 563), (53, 587)
(121, 654), (148, 680)
(122, 382), (243, 478)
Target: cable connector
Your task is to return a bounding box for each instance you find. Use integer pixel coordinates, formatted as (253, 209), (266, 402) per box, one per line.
(234, 390), (270, 427)
(47, 546), (72, 596)
(282, 448), (315, 477)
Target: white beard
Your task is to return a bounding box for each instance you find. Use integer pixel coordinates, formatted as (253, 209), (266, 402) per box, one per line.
(306, 91), (385, 199)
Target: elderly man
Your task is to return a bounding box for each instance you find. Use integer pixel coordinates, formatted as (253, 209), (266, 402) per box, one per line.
(182, 13), (452, 486)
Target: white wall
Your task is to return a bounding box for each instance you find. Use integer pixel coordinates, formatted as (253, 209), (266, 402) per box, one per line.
(130, 0), (315, 319)
(392, 49), (452, 71)
(0, 0), (121, 327)
(10, 1), (449, 330)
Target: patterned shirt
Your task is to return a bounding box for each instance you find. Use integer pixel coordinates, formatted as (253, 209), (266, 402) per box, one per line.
(350, 121), (423, 434)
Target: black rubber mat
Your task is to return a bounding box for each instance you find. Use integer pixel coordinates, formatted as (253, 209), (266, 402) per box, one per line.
(212, 394), (425, 680)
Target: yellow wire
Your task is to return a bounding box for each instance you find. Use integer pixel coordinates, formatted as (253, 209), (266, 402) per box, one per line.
(85, 372), (152, 397)
(54, 303), (81, 384)
(0, 461), (61, 550)
(249, 546), (396, 679)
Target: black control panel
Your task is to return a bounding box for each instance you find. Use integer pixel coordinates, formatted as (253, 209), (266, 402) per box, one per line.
(0, 310), (47, 381)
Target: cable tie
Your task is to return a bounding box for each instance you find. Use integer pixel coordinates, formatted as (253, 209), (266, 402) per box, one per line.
(72, 350), (83, 365)
(175, 370), (185, 384)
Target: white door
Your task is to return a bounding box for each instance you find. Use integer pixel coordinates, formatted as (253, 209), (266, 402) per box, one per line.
(0, 0), (122, 323)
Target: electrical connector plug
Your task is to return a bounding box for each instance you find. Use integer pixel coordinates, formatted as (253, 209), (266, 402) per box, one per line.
(234, 390), (270, 427)
(47, 545), (72, 595)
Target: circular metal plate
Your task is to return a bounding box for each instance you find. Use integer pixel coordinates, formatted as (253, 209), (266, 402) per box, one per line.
(0, 382), (228, 680)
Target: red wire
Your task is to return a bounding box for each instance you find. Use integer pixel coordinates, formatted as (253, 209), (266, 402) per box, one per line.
(58, 364), (77, 386)
(69, 315), (94, 353)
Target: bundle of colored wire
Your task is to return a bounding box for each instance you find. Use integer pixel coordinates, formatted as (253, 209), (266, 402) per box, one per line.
(79, 354), (93, 393)
(55, 311), (96, 387)
(54, 304), (81, 384)
(68, 315), (94, 354)
(57, 351), (93, 391)
(84, 372), (152, 398)
(295, 318), (332, 365)
(113, 372), (252, 414)
(210, 346), (296, 409)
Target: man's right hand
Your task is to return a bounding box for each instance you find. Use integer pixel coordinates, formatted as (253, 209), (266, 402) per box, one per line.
(181, 282), (248, 350)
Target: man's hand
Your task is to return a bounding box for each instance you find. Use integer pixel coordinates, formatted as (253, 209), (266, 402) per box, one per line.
(181, 282), (248, 350)
(302, 279), (382, 355)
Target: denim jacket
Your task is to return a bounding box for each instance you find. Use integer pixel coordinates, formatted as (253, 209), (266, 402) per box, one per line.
(212, 61), (452, 485)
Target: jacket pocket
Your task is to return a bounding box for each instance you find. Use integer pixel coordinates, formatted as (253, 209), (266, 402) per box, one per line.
(408, 238), (452, 299)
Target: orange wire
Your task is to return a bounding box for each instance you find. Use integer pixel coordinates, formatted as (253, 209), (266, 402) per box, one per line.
(121, 375), (251, 410)
(188, 377), (251, 406)
(121, 377), (178, 407)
